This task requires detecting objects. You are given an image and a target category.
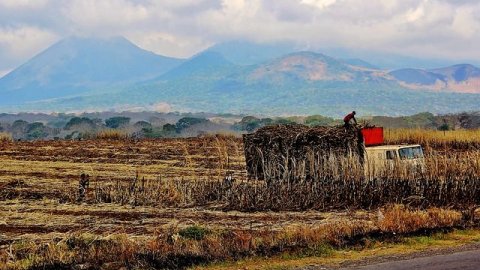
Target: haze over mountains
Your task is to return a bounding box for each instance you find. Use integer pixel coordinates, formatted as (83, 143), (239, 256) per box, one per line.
(1, 36), (480, 117)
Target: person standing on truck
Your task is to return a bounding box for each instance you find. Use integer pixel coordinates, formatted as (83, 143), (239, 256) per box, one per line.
(343, 111), (357, 127)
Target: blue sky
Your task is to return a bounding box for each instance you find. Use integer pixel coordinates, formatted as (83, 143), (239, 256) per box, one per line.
(1, 0), (480, 76)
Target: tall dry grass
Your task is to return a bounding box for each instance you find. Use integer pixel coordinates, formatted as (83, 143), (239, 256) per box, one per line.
(94, 129), (130, 140)
(67, 152), (480, 211)
(384, 128), (480, 151)
(0, 205), (467, 270)
(377, 204), (463, 234)
(0, 132), (13, 143)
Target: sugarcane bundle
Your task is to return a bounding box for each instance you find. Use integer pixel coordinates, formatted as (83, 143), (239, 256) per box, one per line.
(243, 124), (364, 181)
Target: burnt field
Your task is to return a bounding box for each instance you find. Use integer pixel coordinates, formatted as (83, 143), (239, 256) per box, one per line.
(0, 132), (479, 269)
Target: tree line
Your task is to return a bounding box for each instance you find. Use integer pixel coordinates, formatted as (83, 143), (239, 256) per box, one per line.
(1, 112), (479, 140)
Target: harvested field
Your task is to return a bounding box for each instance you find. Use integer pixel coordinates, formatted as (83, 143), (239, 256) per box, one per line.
(0, 137), (245, 198)
(0, 132), (479, 269)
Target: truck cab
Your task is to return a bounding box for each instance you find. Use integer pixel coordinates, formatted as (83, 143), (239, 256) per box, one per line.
(361, 127), (425, 176)
(365, 144), (424, 164)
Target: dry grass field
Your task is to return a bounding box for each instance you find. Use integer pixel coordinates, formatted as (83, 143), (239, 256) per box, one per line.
(0, 130), (479, 269)
(385, 128), (480, 152)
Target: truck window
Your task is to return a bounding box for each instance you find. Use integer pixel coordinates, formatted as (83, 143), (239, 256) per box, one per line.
(386, 150), (396, 160)
(412, 146), (424, 158)
(399, 146), (424, 160)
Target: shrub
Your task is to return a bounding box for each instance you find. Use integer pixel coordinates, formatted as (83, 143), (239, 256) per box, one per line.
(179, 226), (210, 240)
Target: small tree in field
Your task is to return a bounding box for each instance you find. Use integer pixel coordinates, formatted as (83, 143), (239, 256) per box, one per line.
(26, 122), (48, 140)
(175, 117), (208, 133)
(106, 117), (130, 129)
(64, 117), (95, 130)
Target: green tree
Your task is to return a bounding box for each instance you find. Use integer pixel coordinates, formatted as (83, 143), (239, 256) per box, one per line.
(273, 118), (295, 125)
(305, 115), (335, 127)
(105, 117), (130, 129)
(134, 121), (153, 136)
(11, 120), (28, 138)
(438, 118), (450, 131)
(175, 117), (208, 133)
(12, 120), (28, 129)
(234, 116), (275, 132)
(162, 123), (177, 137)
(26, 122), (48, 140)
(438, 123), (450, 131)
(134, 121), (152, 130)
(64, 117), (95, 130)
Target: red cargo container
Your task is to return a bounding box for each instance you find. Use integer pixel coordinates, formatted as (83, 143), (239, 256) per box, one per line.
(362, 127), (384, 146)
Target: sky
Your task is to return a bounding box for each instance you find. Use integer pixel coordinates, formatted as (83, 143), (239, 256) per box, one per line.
(1, 0), (480, 76)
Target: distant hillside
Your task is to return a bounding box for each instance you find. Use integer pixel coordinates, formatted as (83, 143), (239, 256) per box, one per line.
(431, 64), (480, 81)
(246, 52), (389, 83)
(389, 69), (444, 85)
(0, 36), (184, 105)
(206, 40), (295, 65)
(25, 51), (480, 117)
(159, 51), (234, 79)
(390, 64), (480, 93)
(342, 58), (379, 69)
(1, 37), (480, 116)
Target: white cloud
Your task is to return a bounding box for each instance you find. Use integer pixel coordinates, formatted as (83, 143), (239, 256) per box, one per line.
(61, 0), (149, 36)
(2, 0), (480, 70)
(452, 5), (480, 38)
(301, 0), (337, 10)
(0, 25), (58, 59)
(0, 0), (48, 9)
(222, 0), (246, 11)
(405, 5), (425, 22)
(126, 31), (212, 58)
(151, 102), (172, 113)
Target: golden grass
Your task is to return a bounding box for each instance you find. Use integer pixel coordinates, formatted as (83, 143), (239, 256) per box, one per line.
(377, 205), (463, 234)
(94, 129), (129, 140)
(201, 229), (480, 270)
(384, 128), (480, 150)
(0, 132), (13, 142)
(0, 205), (475, 270)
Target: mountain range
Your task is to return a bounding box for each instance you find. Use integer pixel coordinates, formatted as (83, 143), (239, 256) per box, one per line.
(0, 37), (183, 105)
(1, 36), (480, 117)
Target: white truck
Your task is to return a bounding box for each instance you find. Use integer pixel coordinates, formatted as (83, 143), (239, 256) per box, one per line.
(362, 127), (425, 176)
